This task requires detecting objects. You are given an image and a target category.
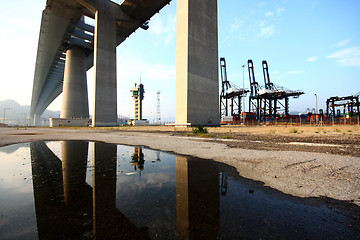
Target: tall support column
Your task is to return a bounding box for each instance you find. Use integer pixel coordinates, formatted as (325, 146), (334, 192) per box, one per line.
(175, 0), (219, 126)
(61, 46), (89, 118)
(92, 8), (117, 126)
(33, 113), (41, 126)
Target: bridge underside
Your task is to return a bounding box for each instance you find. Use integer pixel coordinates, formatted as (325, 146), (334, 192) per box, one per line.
(31, 0), (220, 126)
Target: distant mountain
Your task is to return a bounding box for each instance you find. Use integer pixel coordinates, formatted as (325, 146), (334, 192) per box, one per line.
(0, 99), (60, 125)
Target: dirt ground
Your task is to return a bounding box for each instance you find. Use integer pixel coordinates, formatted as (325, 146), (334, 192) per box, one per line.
(104, 124), (360, 157)
(0, 125), (359, 206)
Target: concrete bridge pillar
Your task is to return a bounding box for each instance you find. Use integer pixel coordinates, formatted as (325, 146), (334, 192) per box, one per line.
(76, 0), (119, 126)
(92, 4), (118, 126)
(33, 113), (41, 126)
(175, 0), (219, 126)
(61, 46), (89, 118)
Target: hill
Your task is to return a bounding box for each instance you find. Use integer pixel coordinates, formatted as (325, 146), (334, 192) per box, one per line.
(0, 99), (60, 125)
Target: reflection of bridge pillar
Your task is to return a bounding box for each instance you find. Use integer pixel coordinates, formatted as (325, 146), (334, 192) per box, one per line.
(92, 142), (117, 238)
(176, 156), (190, 239)
(176, 156), (220, 239)
(60, 46), (89, 118)
(175, 0), (219, 126)
(61, 141), (89, 205)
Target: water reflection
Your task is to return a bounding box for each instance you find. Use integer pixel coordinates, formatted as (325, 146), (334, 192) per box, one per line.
(130, 147), (145, 172)
(176, 156), (220, 239)
(30, 141), (149, 239)
(0, 141), (358, 239)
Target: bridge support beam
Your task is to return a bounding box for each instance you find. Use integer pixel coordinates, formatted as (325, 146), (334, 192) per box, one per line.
(33, 113), (41, 126)
(175, 0), (219, 126)
(61, 46), (89, 118)
(91, 8), (118, 127)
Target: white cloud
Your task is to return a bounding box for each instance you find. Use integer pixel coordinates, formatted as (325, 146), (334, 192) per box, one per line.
(277, 8), (285, 15)
(149, 13), (176, 46)
(336, 39), (351, 48)
(287, 70), (304, 75)
(327, 47), (360, 66)
(265, 11), (274, 17)
(259, 24), (275, 37)
(258, 2), (266, 7)
(307, 56), (318, 62)
(229, 18), (243, 34)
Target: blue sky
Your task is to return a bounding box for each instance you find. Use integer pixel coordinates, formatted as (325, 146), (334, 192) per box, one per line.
(0, 0), (359, 122)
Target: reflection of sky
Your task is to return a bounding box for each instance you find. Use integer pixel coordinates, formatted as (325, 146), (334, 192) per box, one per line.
(45, 141), (62, 158)
(116, 147), (177, 239)
(0, 144), (23, 154)
(0, 143), (37, 239)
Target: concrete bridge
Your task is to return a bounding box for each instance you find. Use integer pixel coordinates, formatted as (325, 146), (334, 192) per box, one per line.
(30, 0), (219, 126)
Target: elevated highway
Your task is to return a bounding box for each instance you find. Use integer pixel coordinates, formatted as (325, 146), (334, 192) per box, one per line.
(30, 0), (171, 126)
(31, 0), (220, 127)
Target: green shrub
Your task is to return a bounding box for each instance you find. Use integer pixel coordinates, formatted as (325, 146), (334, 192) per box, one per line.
(289, 128), (298, 133)
(192, 125), (208, 134)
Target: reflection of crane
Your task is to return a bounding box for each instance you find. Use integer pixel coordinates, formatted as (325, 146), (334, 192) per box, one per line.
(220, 57), (249, 117)
(220, 172), (228, 196)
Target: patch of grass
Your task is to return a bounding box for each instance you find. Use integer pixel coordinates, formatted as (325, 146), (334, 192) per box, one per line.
(334, 128), (341, 133)
(347, 130), (352, 132)
(197, 133), (212, 138)
(289, 128), (298, 134)
(221, 135), (233, 139)
(192, 125), (208, 135)
(269, 130), (276, 134)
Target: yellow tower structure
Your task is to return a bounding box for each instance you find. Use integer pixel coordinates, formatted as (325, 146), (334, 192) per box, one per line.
(130, 83), (145, 120)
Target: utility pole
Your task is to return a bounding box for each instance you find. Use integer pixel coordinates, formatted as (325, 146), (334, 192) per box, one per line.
(314, 94), (318, 125)
(242, 64), (246, 125)
(156, 91), (161, 125)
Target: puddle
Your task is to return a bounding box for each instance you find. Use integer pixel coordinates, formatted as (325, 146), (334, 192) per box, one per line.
(0, 141), (359, 239)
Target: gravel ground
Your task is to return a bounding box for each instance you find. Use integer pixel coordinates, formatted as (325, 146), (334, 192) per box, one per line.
(0, 126), (359, 206)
